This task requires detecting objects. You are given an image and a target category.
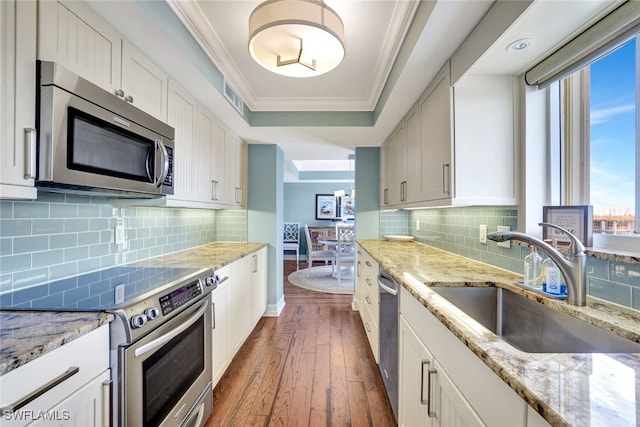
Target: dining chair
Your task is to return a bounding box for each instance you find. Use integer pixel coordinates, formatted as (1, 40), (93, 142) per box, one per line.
(304, 225), (335, 270)
(334, 223), (355, 282)
(283, 222), (300, 270)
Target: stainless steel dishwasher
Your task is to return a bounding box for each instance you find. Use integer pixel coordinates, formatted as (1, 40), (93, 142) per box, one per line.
(378, 267), (399, 421)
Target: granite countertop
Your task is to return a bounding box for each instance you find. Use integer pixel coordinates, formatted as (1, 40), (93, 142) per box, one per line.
(358, 239), (640, 427)
(0, 311), (113, 376)
(0, 242), (266, 377)
(132, 242), (266, 270)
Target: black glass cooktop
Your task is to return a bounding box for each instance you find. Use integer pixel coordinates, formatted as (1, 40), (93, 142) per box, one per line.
(0, 265), (205, 311)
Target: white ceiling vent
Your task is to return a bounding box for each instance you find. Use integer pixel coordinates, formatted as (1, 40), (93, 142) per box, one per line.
(223, 79), (244, 116)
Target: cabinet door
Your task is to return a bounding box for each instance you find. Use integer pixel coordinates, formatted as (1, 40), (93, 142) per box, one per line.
(404, 105), (421, 203)
(211, 275), (230, 388)
(229, 255), (252, 356)
(167, 79), (197, 201)
(37, 0), (121, 94)
(399, 316), (432, 427)
(250, 248), (267, 325)
(194, 105), (218, 204)
(223, 134), (245, 206)
(211, 122), (227, 203)
(418, 66), (452, 203)
(380, 135), (400, 207)
(432, 359), (486, 427)
(395, 122), (408, 203)
(30, 370), (111, 427)
(121, 41), (168, 122)
(0, 0), (37, 199)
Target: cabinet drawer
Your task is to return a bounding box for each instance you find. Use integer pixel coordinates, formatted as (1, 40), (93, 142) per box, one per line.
(0, 325), (109, 419)
(360, 299), (379, 362)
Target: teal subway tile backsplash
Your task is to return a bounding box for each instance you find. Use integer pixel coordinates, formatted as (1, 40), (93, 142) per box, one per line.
(0, 195), (247, 294)
(379, 205), (640, 313)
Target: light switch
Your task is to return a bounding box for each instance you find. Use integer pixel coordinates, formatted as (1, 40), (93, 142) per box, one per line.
(479, 224), (487, 244)
(115, 284), (125, 304)
(115, 224), (126, 245)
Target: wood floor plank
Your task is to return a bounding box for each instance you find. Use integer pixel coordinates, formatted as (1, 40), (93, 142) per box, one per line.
(329, 326), (351, 425)
(309, 343), (331, 426)
(348, 380), (373, 427)
(207, 260), (395, 427)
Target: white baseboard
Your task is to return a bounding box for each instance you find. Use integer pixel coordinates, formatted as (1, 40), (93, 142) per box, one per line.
(265, 295), (286, 317)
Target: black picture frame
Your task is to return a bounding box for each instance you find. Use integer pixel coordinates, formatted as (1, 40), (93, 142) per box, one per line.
(542, 205), (593, 247)
(315, 194), (335, 220)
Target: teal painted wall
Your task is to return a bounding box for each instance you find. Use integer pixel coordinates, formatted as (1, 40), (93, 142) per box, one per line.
(247, 144), (284, 312)
(354, 147), (380, 239)
(284, 182), (352, 256)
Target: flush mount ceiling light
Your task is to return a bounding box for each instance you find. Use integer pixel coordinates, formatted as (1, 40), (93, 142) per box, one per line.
(248, 0), (346, 78)
(507, 38), (534, 53)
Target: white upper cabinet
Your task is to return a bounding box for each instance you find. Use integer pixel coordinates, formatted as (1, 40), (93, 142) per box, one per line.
(418, 65), (453, 205)
(121, 41), (169, 121)
(38, 0), (122, 94)
(0, 0), (37, 199)
(38, 1), (168, 121)
(167, 79), (197, 202)
(380, 62), (517, 208)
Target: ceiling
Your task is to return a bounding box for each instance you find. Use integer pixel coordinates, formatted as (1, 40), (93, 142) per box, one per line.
(86, 0), (620, 178)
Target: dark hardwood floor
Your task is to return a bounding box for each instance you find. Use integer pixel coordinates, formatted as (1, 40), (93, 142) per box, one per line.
(206, 260), (396, 427)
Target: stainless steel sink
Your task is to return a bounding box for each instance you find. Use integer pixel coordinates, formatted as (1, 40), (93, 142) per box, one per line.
(431, 286), (640, 353)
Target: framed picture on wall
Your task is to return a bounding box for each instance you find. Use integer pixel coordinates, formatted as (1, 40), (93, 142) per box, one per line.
(542, 205), (593, 246)
(315, 194), (335, 220)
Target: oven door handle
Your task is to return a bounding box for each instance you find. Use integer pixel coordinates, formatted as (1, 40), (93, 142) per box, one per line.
(134, 299), (208, 358)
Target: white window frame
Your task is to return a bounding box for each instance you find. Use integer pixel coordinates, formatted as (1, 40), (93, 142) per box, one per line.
(559, 37), (640, 252)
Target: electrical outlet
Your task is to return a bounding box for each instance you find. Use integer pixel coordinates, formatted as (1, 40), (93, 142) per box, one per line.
(479, 224), (487, 244)
(115, 284), (125, 305)
(497, 225), (511, 248)
(416, 219), (420, 231)
(115, 224), (125, 245)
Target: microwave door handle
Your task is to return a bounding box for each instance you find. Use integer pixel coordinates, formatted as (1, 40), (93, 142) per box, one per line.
(155, 140), (170, 187)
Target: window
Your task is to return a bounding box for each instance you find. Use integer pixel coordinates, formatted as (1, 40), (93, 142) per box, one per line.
(558, 35), (639, 248)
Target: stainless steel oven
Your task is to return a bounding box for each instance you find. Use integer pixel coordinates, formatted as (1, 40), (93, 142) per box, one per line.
(119, 295), (212, 427)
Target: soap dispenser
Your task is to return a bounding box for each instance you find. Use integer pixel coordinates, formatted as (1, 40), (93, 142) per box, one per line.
(542, 239), (567, 296)
(523, 245), (542, 289)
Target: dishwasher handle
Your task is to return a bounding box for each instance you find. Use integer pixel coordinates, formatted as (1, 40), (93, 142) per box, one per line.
(378, 272), (398, 296)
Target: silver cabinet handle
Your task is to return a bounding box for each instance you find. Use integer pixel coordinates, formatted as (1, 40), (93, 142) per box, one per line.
(0, 366), (80, 415)
(383, 188), (389, 204)
(235, 187), (242, 204)
(212, 302), (216, 330)
(252, 254), (258, 273)
(365, 278), (372, 287)
(427, 368), (437, 417)
(420, 360), (430, 405)
(365, 296), (372, 305)
(365, 322), (372, 333)
(23, 128), (36, 179)
(124, 95), (134, 103)
(102, 379), (112, 427)
(442, 163), (450, 195)
(217, 276), (229, 285)
(366, 261), (372, 267)
(114, 88), (124, 97)
(211, 180), (219, 201)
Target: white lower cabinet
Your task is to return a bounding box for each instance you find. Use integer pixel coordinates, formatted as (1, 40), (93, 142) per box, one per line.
(400, 317), (484, 427)
(399, 287), (528, 427)
(211, 265), (231, 388)
(211, 249), (268, 389)
(0, 325), (111, 427)
(355, 244), (380, 362)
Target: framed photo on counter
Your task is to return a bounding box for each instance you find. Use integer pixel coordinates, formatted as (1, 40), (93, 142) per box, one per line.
(542, 205), (593, 247)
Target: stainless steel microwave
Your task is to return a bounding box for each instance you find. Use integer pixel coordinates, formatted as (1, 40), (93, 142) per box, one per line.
(36, 61), (175, 198)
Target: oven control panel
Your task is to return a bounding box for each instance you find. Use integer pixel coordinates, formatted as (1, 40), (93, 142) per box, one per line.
(159, 279), (203, 316)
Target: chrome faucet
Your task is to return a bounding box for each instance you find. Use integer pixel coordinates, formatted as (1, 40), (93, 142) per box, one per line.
(487, 222), (587, 306)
